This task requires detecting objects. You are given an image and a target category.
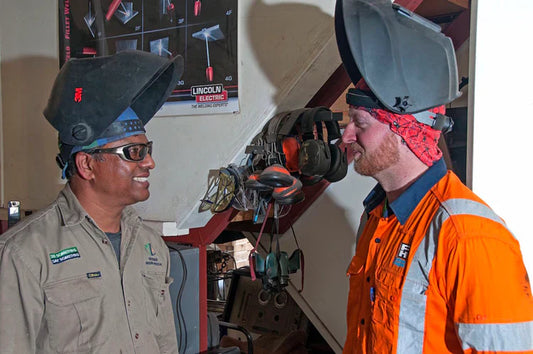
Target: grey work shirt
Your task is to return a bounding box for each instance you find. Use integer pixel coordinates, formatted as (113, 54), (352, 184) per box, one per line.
(0, 184), (178, 353)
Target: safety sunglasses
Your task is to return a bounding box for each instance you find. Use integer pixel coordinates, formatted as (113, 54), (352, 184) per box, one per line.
(87, 141), (153, 162)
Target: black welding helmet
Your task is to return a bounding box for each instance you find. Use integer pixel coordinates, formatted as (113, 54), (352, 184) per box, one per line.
(335, 0), (461, 114)
(43, 50), (184, 146)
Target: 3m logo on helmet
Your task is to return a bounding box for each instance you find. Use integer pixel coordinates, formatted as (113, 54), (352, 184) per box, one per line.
(74, 87), (83, 102)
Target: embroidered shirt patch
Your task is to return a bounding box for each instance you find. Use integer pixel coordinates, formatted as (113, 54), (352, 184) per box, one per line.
(86, 271), (102, 279)
(393, 243), (411, 268)
(49, 247), (80, 264)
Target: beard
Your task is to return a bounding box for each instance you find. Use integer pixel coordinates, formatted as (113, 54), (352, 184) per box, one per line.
(353, 131), (400, 176)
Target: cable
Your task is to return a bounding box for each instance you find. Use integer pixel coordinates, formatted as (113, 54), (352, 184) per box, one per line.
(290, 222), (301, 250)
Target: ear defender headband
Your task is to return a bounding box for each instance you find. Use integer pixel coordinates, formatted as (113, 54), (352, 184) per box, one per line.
(322, 119), (348, 182)
(298, 107), (332, 178)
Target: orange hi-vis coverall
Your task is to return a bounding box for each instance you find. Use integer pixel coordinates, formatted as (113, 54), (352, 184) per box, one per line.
(344, 159), (533, 353)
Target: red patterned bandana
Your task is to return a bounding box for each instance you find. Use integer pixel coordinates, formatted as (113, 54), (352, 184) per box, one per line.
(357, 105), (446, 166)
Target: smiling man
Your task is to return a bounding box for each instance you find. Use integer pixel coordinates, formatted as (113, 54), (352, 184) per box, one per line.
(0, 50), (183, 353)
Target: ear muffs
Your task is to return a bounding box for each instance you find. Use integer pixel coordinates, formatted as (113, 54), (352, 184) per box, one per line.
(264, 112), (291, 167)
(258, 164), (294, 187)
(272, 178), (305, 205)
(298, 108), (331, 177)
(276, 108), (308, 172)
(281, 137), (300, 173)
(322, 120), (348, 183)
(245, 171), (273, 192)
(324, 145), (348, 183)
(299, 174), (323, 186)
(248, 109), (308, 172)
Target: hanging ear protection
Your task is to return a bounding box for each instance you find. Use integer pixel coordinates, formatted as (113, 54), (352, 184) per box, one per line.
(272, 178), (305, 205)
(322, 120), (348, 183)
(258, 164), (294, 187)
(264, 112), (292, 167)
(298, 107), (331, 177)
(245, 171), (273, 192)
(246, 109), (308, 173)
(299, 174), (323, 186)
(281, 136), (300, 173)
(274, 108), (309, 172)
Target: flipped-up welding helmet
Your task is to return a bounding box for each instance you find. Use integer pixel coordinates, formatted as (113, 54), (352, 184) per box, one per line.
(335, 0), (461, 114)
(44, 50), (184, 146)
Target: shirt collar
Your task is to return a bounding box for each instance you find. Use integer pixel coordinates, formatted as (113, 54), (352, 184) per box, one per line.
(363, 158), (447, 224)
(58, 183), (142, 227)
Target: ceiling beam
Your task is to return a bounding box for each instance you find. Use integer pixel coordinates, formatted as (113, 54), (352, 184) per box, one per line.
(394, 0), (425, 9)
(448, 0), (469, 9)
(444, 9), (470, 50)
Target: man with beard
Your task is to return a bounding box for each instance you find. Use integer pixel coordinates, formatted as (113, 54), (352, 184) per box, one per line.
(336, 0), (533, 352)
(0, 50), (183, 353)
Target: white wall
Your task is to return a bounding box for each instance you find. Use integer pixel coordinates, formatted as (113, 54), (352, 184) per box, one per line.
(139, 0), (342, 230)
(0, 0), (61, 209)
(469, 0), (533, 276)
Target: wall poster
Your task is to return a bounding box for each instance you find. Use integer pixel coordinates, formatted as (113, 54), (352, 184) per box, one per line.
(59, 0), (239, 115)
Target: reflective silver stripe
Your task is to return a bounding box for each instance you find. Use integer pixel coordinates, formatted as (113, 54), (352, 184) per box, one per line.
(397, 198), (511, 353)
(397, 206), (445, 353)
(458, 321), (533, 351)
(442, 198), (507, 230)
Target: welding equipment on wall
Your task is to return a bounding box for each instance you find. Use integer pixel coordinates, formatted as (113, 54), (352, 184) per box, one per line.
(250, 248), (303, 293)
(258, 164), (305, 205)
(248, 202), (305, 293)
(198, 164), (254, 214)
(335, 0), (461, 129)
(245, 106), (347, 184)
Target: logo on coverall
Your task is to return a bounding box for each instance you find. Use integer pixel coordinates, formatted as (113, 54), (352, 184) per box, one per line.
(393, 243), (411, 268)
(144, 243), (162, 266)
(49, 247), (80, 264)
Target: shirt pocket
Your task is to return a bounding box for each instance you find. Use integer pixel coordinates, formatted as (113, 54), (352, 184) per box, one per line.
(44, 276), (106, 352)
(373, 267), (428, 335)
(373, 268), (402, 324)
(141, 271), (173, 336)
(346, 256), (366, 312)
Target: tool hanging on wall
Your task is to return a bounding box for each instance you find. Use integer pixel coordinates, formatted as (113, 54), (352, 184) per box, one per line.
(198, 164), (254, 214)
(192, 25), (225, 82)
(248, 202), (304, 293)
(198, 167), (236, 213)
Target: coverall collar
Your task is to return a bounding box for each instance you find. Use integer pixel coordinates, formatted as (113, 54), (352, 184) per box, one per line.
(57, 183), (142, 228)
(363, 158), (447, 224)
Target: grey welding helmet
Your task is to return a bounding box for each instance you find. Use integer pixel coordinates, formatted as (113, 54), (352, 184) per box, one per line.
(43, 50), (184, 146)
(335, 0), (461, 114)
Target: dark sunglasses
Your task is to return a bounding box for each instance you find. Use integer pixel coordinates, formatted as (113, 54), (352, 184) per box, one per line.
(87, 141), (153, 162)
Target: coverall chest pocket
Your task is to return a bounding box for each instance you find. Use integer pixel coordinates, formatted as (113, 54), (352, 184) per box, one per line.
(373, 266), (428, 338)
(373, 268), (403, 324)
(347, 255), (365, 287)
(141, 271), (172, 336)
(44, 276), (107, 352)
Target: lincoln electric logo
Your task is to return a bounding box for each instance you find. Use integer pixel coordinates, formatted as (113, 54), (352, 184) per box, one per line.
(191, 84), (228, 103)
(74, 87), (83, 102)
